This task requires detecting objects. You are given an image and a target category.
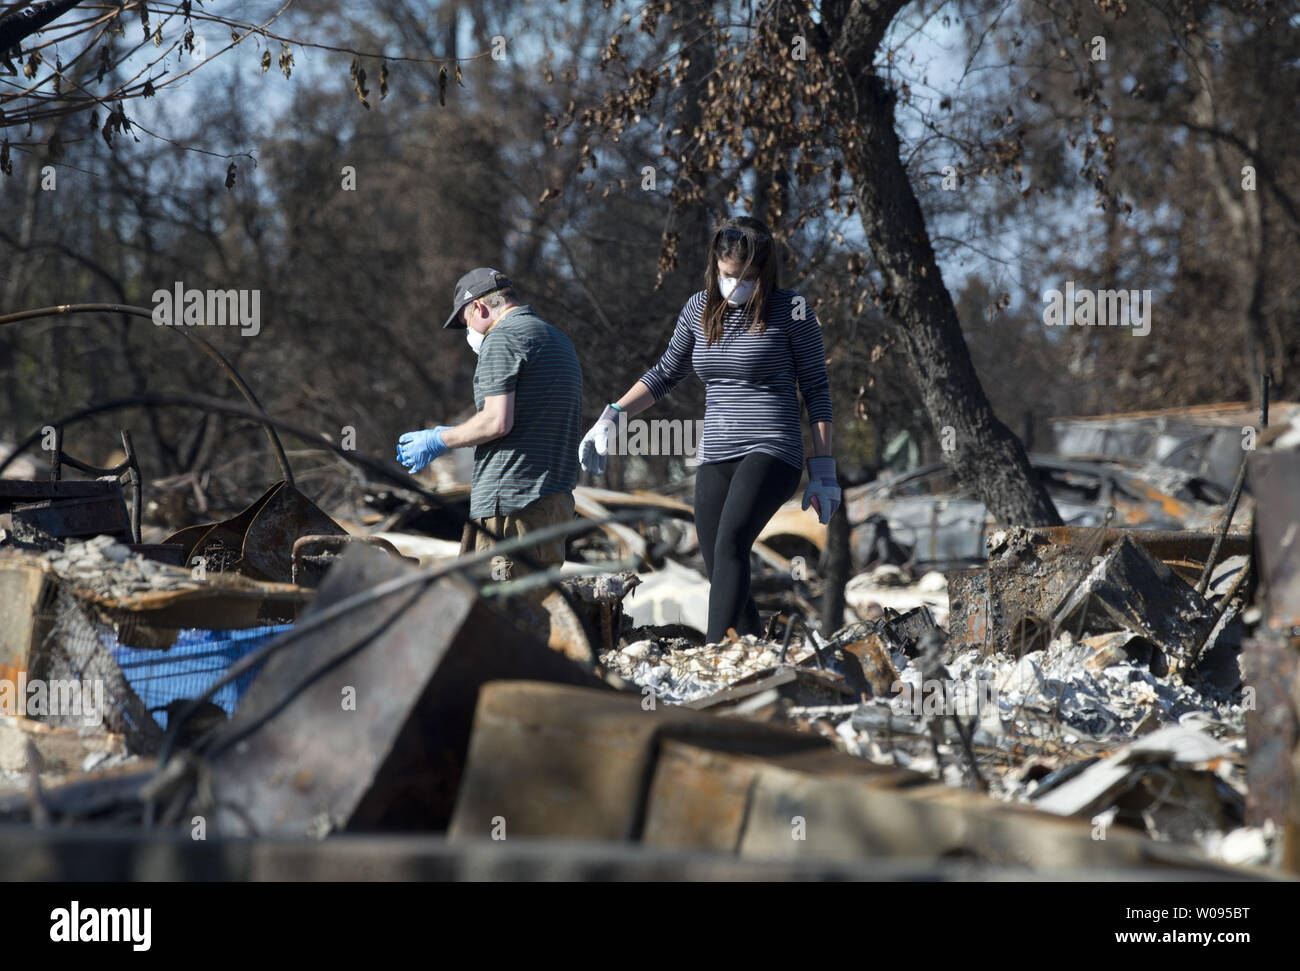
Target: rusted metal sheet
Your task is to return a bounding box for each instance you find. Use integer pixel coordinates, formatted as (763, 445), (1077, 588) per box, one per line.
(950, 528), (1246, 659)
(946, 569), (989, 652)
(239, 482), (347, 581)
(448, 681), (827, 842)
(641, 742), (765, 852)
(617, 735), (1237, 872)
(982, 535), (1094, 658)
(125, 543), (186, 566)
(5, 825), (1236, 881)
(164, 479), (346, 583)
(641, 740), (914, 853)
(735, 761), (1216, 870)
(841, 633), (901, 697)
(1017, 527), (1250, 575)
(290, 533), (413, 587)
(206, 545), (607, 836)
(0, 558), (55, 684)
(1051, 535), (1218, 674)
(1241, 634), (1298, 837)
(1250, 451), (1300, 633)
(0, 479), (117, 509)
(1050, 402), (1300, 493)
(11, 491), (131, 539)
(77, 579), (311, 646)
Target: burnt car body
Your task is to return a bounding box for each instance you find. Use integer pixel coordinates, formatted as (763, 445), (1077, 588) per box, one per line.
(759, 454), (1237, 570)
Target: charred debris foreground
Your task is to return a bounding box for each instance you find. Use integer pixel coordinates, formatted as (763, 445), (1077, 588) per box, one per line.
(0, 401), (1298, 880)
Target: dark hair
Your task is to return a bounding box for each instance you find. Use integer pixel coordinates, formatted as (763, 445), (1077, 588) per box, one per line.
(702, 216), (779, 347)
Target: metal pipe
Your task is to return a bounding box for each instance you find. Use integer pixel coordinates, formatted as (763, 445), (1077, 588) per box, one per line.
(1195, 437), (1256, 598)
(1194, 374), (1268, 597)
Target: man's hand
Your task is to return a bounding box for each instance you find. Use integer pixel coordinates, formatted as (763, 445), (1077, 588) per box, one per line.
(578, 405), (620, 475)
(397, 427), (453, 473)
(801, 456), (841, 525)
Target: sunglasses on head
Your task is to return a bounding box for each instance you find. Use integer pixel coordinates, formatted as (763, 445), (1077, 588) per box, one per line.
(715, 227), (771, 247)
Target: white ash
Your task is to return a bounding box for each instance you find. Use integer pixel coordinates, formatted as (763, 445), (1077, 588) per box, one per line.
(600, 635), (816, 705)
(831, 628), (1249, 808)
(39, 535), (202, 601)
(37, 535), (269, 604)
(788, 703), (860, 721)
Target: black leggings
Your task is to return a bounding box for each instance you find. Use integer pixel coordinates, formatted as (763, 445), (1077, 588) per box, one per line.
(694, 452), (802, 642)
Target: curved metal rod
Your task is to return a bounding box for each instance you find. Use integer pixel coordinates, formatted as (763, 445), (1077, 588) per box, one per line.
(0, 390), (441, 507)
(0, 303), (294, 485)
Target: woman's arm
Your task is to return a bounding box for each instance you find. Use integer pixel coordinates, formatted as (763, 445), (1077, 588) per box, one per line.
(786, 294), (834, 455)
(811, 420), (833, 458)
(614, 381), (657, 418)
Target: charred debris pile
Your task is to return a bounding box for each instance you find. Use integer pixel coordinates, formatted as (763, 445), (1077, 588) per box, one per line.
(0, 404), (1297, 880)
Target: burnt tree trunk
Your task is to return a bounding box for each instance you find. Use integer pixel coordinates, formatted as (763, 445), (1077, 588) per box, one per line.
(819, 2), (1062, 526)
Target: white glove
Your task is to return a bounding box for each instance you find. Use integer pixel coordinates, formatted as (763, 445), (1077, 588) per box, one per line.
(578, 404), (621, 475)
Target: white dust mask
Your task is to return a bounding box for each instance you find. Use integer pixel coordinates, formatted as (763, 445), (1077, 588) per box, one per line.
(466, 327), (485, 354)
(719, 276), (757, 306)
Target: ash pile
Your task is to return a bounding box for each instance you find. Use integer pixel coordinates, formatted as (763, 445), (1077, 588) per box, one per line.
(598, 513), (1286, 869)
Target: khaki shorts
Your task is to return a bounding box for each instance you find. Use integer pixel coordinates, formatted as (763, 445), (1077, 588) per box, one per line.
(460, 491), (576, 580)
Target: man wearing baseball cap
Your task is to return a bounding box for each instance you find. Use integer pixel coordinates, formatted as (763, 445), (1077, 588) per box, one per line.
(396, 268), (583, 578)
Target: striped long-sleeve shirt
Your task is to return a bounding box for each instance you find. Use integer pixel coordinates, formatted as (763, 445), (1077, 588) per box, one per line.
(639, 289), (833, 470)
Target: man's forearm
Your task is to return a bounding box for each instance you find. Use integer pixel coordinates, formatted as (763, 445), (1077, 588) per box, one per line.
(441, 410), (505, 448)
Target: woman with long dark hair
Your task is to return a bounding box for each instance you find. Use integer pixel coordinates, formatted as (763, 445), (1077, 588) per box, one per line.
(579, 216), (839, 643)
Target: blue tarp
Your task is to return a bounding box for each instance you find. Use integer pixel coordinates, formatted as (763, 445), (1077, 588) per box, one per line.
(107, 625), (292, 728)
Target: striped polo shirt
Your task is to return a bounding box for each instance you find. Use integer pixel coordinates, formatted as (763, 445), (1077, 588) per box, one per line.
(470, 305), (583, 519)
(639, 288), (833, 470)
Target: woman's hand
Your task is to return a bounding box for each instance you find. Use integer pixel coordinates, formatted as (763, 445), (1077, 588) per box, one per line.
(578, 405), (621, 475)
(802, 456), (841, 524)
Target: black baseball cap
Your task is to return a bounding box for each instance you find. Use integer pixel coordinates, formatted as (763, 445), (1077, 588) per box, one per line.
(443, 267), (512, 329)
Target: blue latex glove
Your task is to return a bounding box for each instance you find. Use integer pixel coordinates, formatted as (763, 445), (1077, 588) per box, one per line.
(578, 404), (621, 475)
(802, 456), (841, 525)
(396, 427), (452, 473)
